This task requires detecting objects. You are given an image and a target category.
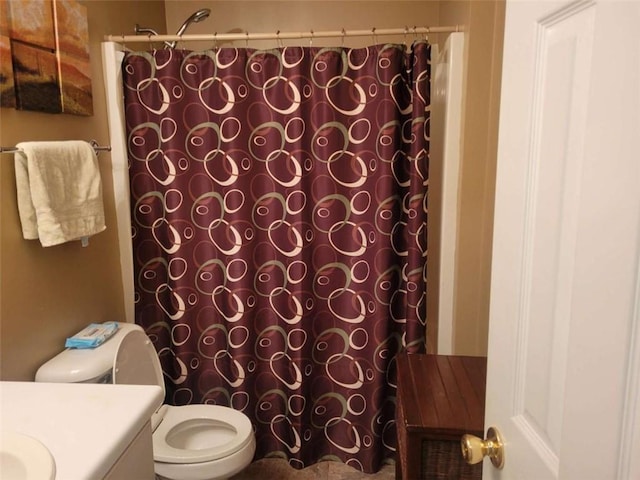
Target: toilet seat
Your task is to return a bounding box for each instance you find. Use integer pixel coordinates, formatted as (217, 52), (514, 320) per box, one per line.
(153, 404), (254, 464)
(112, 328), (166, 396)
(111, 325), (255, 467)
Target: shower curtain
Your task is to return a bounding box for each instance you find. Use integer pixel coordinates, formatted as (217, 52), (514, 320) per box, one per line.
(122, 41), (430, 473)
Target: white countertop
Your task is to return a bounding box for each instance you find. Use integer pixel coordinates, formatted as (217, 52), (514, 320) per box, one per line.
(0, 381), (163, 479)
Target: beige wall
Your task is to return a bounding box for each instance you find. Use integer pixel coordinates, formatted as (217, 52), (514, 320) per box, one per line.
(164, 1), (440, 50)
(439, 0), (505, 355)
(0, 1), (166, 381)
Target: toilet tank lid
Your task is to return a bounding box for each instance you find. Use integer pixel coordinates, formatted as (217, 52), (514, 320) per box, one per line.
(35, 322), (144, 383)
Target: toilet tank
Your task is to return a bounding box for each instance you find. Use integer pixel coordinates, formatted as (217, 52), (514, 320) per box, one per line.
(35, 322), (144, 384)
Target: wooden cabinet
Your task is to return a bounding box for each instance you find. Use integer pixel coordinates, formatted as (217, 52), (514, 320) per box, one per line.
(395, 354), (487, 479)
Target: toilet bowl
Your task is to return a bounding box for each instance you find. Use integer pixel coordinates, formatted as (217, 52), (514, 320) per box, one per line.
(36, 322), (256, 480)
(153, 405), (256, 480)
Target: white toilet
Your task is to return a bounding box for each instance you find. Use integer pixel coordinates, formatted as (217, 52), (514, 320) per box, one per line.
(36, 322), (256, 480)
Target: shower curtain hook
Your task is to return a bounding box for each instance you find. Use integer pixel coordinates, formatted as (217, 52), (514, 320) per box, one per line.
(245, 30), (250, 47)
(404, 25), (409, 49)
(213, 32), (218, 52)
(341, 28), (346, 48)
(372, 27), (377, 44)
(147, 33), (155, 52)
(276, 30), (283, 48)
(310, 29), (314, 47)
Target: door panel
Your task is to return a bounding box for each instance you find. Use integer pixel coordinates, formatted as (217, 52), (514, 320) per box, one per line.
(484, 1), (640, 478)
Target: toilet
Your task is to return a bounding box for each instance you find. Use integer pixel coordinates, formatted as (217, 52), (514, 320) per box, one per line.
(35, 322), (256, 480)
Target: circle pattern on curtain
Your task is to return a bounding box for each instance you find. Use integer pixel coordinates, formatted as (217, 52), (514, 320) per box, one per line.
(122, 41), (430, 473)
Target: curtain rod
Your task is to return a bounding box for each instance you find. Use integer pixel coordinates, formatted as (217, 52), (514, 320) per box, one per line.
(105, 25), (461, 44)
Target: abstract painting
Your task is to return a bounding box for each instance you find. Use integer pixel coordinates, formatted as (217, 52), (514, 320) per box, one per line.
(0, 0), (93, 115)
(54, 0), (92, 115)
(0, 35), (15, 108)
(0, 0), (15, 107)
(12, 40), (62, 113)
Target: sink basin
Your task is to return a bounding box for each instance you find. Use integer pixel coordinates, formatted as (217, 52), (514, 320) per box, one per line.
(0, 431), (55, 480)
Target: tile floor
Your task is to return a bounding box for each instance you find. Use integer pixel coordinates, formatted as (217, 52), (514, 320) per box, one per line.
(230, 458), (396, 480)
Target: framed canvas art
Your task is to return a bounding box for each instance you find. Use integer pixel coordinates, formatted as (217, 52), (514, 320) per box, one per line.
(54, 0), (92, 115)
(1, 0), (93, 115)
(0, 0), (16, 107)
(0, 36), (16, 108)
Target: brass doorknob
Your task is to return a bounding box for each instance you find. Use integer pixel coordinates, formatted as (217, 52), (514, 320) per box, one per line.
(461, 426), (505, 469)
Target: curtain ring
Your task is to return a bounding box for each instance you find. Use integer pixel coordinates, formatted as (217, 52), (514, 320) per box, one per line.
(147, 33), (155, 52)
(309, 29), (314, 47)
(423, 26), (430, 43)
(341, 28), (346, 47)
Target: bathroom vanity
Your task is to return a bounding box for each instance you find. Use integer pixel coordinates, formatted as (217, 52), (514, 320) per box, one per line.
(0, 381), (163, 479)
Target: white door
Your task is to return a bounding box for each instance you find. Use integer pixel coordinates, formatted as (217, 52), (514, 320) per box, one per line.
(483, 0), (640, 479)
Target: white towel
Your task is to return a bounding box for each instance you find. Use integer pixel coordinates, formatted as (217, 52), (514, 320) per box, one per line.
(14, 140), (106, 247)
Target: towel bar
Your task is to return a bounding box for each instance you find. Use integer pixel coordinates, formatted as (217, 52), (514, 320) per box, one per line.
(0, 140), (111, 155)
